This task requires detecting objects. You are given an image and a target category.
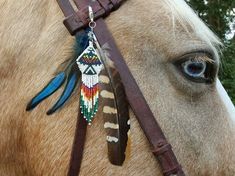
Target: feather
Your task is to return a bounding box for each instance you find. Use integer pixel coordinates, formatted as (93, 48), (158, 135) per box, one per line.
(26, 29), (89, 113)
(97, 43), (130, 166)
(46, 31), (90, 114)
(47, 64), (80, 115)
(26, 72), (66, 111)
(74, 30), (90, 56)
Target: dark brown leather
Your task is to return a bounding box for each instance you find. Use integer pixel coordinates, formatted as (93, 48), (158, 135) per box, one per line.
(57, 1), (185, 176)
(67, 112), (87, 176)
(57, 0), (124, 35)
(57, 0), (75, 16)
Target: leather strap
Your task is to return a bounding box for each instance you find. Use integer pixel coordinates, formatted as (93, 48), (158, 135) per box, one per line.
(57, 0), (185, 175)
(57, 0), (124, 35)
(67, 112), (88, 176)
(57, 0), (75, 16)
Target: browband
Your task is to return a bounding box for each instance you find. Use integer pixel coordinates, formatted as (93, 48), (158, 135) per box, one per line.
(57, 0), (185, 176)
(57, 0), (124, 35)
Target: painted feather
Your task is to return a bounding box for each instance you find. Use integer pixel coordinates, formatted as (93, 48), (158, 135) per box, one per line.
(97, 44), (130, 166)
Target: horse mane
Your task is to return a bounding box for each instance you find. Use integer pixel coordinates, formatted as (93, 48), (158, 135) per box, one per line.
(164, 0), (222, 60)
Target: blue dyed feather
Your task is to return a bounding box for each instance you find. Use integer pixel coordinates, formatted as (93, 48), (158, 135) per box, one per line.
(74, 30), (90, 56)
(46, 31), (89, 114)
(26, 72), (66, 111)
(47, 65), (80, 115)
(26, 29), (90, 114)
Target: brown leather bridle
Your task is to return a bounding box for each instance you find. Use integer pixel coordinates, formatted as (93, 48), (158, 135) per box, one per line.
(57, 0), (185, 176)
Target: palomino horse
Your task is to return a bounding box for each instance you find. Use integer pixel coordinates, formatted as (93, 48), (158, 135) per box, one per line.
(0, 0), (235, 175)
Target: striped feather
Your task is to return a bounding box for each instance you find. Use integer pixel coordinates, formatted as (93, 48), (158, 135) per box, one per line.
(97, 44), (130, 166)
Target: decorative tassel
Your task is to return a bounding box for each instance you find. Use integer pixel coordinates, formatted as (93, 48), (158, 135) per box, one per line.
(97, 43), (130, 166)
(76, 36), (103, 124)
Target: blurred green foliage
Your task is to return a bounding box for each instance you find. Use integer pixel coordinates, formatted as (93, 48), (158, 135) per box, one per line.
(187, 0), (235, 103)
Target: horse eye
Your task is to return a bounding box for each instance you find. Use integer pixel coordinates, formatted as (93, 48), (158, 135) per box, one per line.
(175, 53), (217, 83)
(182, 60), (206, 78)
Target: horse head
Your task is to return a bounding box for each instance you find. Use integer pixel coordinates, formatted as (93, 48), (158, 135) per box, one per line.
(0, 0), (234, 175)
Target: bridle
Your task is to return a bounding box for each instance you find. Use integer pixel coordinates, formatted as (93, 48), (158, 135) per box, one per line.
(57, 0), (185, 175)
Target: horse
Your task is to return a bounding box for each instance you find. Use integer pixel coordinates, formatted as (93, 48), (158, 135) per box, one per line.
(0, 0), (235, 175)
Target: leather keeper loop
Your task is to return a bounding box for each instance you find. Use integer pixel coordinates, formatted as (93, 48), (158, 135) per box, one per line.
(152, 143), (172, 156)
(63, 7), (105, 35)
(62, 0), (124, 35)
(110, 0), (121, 9)
(63, 14), (86, 35)
(98, 0), (112, 15)
(151, 141), (183, 176)
(163, 165), (182, 176)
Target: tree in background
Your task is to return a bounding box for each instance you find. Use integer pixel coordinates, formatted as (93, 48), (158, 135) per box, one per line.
(186, 0), (235, 103)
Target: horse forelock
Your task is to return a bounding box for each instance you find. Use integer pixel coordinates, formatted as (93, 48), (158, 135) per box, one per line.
(163, 0), (222, 60)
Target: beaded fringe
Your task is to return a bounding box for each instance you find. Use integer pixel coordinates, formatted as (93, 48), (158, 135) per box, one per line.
(80, 74), (99, 123)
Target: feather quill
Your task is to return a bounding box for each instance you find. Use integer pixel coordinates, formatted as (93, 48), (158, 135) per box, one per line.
(97, 43), (130, 166)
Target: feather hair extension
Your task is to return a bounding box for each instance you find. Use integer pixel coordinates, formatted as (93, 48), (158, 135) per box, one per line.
(97, 43), (130, 166)
(26, 30), (89, 113)
(47, 63), (81, 115)
(26, 72), (66, 111)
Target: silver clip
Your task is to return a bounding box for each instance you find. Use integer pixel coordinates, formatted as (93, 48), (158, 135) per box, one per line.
(88, 6), (94, 22)
(88, 6), (96, 29)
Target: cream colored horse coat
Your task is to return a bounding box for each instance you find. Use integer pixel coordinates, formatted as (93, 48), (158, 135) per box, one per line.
(0, 0), (235, 175)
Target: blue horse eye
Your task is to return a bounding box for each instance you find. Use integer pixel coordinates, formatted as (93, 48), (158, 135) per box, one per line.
(182, 60), (206, 78)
